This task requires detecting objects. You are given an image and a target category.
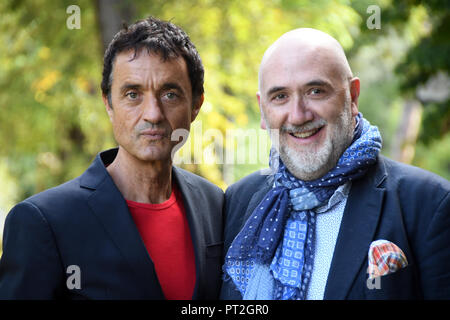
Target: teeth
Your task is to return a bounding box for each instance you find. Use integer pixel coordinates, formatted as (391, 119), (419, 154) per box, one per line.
(291, 128), (319, 138)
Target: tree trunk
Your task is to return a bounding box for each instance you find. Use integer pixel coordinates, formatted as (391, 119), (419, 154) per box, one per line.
(390, 99), (423, 164)
(95, 0), (136, 53)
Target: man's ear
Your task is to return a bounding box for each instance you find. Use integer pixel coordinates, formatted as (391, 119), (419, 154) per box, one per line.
(349, 77), (360, 117)
(102, 94), (114, 122)
(191, 94), (204, 122)
(257, 92), (267, 130)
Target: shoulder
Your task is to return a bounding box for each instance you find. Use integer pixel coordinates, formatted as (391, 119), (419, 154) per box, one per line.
(226, 170), (270, 199)
(174, 166), (223, 196)
(3, 176), (88, 245)
(173, 166), (224, 216)
(368, 156), (450, 229)
(379, 155), (450, 198)
(224, 170), (271, 221)
(7, 175), (92, 230)
(23, 176), (89, 212)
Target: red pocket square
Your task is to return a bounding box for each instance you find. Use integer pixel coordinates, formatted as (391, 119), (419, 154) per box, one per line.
(367, 240), (408, 279)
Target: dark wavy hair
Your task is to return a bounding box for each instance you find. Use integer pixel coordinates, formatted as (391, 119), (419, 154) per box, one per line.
(101, 16), (204, 106)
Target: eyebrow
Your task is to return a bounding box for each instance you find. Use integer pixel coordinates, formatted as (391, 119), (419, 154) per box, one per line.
(265, 79), (331, 97)
(120, 83), (142, 93)
(266, 86), (287, 97)
(119, 82), (185, 96)
(161, 82), (183, 92)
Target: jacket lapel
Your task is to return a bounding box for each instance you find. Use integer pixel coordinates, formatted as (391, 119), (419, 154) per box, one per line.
(172, 166), (206, 300)
(323, 156), (387, 299)
(243, 173), (273, 222)
(81, 149), (165, 299)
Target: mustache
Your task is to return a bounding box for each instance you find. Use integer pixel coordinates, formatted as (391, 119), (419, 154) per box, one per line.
(281, 119), (327, 134)
(135, 123), (170, 137)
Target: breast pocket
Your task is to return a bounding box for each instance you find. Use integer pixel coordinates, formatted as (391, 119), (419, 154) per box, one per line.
(364, 265), (422, 299)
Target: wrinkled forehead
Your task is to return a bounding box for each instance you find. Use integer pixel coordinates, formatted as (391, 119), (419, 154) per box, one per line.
(112, 49), (189, 83)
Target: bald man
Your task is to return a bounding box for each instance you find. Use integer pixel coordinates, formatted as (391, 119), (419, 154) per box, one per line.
(220, 28), (450, 300)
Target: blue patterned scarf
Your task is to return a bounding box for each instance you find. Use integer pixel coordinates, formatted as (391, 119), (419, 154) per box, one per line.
(224, 113), (382, 300)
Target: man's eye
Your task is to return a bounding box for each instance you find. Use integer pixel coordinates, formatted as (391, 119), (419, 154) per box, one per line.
(273, 93), (287, 100)
(126, 91), (139, 99)
(309, 88), (323, 95)
(166, 92), (177, 99)
(162, 91), (180, 102)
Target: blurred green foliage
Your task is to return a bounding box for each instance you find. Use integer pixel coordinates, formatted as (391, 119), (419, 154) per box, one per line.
(0, 0), (449, 236)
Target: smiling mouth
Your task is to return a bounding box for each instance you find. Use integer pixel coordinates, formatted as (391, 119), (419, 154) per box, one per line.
(289, 126), (323, 139)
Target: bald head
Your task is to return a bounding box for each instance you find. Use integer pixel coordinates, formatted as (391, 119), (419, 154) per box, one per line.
(257, 28), (361, 180)
(259, 28), (353, 91)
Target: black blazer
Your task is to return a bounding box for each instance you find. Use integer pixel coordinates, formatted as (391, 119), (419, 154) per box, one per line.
(0, 149), (224, 299)
(220, 156), (450, 299)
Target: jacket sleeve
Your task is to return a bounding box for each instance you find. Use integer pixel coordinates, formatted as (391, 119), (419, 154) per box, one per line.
(0, 201), (65, 299)
(420, 191), (450, 299)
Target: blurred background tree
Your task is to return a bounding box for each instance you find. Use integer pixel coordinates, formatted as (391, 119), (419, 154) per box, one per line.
(0, 0), (449, 251)
(350, 0), (450, 182)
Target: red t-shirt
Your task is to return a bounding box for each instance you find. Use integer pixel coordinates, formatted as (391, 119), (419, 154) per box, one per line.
(126, 184), (196, 300)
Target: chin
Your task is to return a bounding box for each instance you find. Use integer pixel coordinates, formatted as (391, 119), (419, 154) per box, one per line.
(291, 164), (335, 181)
(280, 142), (336, 181)
(126, 146), (171, 163)
(282, 157), (331, 181)
(140, 153), (172, 163)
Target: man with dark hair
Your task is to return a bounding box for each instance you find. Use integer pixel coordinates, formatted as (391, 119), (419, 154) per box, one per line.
(220, 28), (450, 300)
(0, 16), (223, 300)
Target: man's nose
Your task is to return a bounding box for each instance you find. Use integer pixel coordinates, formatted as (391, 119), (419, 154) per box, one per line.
(288, 95), (314, 125)
(142, 96), (165, 123)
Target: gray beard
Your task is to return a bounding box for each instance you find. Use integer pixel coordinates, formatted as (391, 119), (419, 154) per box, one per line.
(267, 105), (354, 181)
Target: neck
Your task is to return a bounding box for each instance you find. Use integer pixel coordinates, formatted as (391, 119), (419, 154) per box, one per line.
(106, 147), (173, 204)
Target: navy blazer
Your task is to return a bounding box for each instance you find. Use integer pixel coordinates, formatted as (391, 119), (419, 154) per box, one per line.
(0, 149), (224, 299)
(220, 156), (450, 299)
